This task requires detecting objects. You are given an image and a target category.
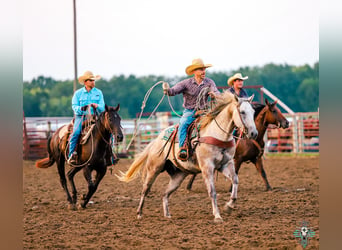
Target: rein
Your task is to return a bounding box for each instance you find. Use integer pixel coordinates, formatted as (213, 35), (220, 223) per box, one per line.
(64, 133), (95, 168)
(96, 112), (115, 145)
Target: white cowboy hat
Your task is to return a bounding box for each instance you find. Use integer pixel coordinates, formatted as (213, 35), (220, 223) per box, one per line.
(227, 73), (248, 86)
(78, 70), (101, 84)
(185, 58), (212, 76)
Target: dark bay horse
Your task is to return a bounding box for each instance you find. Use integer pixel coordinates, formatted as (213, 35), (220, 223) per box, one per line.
(186, 99), (289, 191)
(36, 104), (123, 209)
(118, 92), (257, 222)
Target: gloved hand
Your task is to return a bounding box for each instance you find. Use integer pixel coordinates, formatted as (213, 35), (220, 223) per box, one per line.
(162, 82), (170, 95)
(81, 105), (88, 111)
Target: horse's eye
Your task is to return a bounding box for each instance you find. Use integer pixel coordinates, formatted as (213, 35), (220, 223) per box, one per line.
(241, 111), (246, 115)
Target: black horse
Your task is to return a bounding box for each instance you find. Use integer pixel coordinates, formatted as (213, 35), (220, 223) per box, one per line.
(36, 104), (123, 209)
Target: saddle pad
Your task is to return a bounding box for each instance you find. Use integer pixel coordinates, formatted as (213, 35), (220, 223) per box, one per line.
(162, 124), (198, 142)
(162, 126), (177, 141)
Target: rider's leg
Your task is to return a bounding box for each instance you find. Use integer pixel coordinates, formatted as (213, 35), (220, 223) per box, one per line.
(68, 116), (83, 163)
(178, 109), (195, 160)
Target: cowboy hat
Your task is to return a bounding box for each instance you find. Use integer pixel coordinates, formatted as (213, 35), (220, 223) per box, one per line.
(185, 58), (212, 76)
(78, 70), (101, 84)
(227, 73), (248, 86)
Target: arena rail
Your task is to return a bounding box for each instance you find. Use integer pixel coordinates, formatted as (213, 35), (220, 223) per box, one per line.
(23, 111), (318, 159)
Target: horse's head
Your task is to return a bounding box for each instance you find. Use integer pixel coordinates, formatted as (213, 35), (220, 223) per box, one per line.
(264, 99), (289, 129)
(104, 104), (124, 142)
(233, 94), (258, 139)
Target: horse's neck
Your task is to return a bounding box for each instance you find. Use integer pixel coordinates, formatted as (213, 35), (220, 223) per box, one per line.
(94, 116), (111, 143)
(255, 109), (268, 143)
(201, 105), (235, 141)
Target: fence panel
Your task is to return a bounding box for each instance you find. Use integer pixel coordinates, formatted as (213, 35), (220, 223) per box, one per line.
(265, 112), (319, 154)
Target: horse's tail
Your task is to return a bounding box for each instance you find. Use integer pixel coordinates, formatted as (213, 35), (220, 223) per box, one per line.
(117, 142), (153, 182)
(35, 136), (55, 168)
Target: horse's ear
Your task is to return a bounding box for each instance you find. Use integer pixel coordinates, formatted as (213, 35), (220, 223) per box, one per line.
(248, 94), (254, 103)
(265, 98), (270, 106)
(105, 104), (109, 112)
(114, 103), (120, 112)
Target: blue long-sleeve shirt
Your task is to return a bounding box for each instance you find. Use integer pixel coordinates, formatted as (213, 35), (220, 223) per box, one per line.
(72, 87), (105, 116)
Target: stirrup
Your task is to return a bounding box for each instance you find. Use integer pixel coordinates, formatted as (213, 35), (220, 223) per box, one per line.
(67, 152), (77, 165)
(178, 148), (187, 161)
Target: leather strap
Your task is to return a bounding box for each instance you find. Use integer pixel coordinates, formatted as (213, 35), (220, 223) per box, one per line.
(251, 139), (264, 158)
(198, 137), (235, 148)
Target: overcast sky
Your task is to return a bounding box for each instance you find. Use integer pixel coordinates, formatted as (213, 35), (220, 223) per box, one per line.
(23, 0), (319, 81)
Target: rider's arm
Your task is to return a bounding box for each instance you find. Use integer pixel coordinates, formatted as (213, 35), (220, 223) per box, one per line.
(72, 90), (86, 116)
(168, 79), (187, 96)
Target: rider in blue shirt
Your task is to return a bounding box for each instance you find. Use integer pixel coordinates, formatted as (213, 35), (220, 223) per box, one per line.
(67, 71), (105, 165)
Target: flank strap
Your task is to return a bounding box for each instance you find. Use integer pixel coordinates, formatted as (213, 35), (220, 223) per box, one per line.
(198, 137), (235, 148)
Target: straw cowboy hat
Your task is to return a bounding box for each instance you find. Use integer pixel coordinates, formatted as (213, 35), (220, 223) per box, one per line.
(185, 58), (212, 76)
(78, 70), (101, 84)
(227, 73), (248, 86)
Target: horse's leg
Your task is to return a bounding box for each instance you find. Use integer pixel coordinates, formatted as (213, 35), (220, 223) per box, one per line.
(186, 174), (197, 191)
(80, 166), (107, 208)
(229, 159), (242, 192)
(220, 159), (239, 212)
(56, 157), (74, 208)
(255, 157), (272, 191)
(137, 157), (165, 219)
(66, 166), (83, 205)
(163, 169), (188, 218)
(200, 162), (222, 223)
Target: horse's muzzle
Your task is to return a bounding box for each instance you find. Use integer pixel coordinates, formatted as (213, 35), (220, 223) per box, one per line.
(249, 129), (258, 140)
(117, 134), (124, 142)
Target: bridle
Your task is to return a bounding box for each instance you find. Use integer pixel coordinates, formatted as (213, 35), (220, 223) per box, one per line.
(96, 111), (121, 145)
(213, 101), (248, 137)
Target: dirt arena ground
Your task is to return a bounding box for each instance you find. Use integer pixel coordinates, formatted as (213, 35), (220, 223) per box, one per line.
(23, 156), (319, 249)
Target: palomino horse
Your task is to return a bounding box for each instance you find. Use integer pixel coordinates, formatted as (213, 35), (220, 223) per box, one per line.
(118, 92), (258, 222)
(36, 104), (123, 209)
(186, 99), (289, 191)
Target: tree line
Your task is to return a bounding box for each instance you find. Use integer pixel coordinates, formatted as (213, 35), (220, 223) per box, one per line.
(23, 62), (318, 118)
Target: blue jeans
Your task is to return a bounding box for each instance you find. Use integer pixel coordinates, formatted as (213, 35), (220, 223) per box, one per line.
(69, 116), (85, 157)
(179, 109), (195, 147)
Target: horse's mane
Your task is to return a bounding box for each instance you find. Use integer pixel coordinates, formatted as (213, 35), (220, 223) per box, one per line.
(252, 103), (266, 119)
(201, 91), (236, 128)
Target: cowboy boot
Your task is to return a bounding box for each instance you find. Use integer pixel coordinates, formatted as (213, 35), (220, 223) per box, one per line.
(178, 147), (188, 161)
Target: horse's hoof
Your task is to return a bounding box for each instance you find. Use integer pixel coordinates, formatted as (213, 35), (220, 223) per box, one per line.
(214, 217), (223, 223)
(165, 215), (172, 219)
(67, 204), (76, 210)
(137, 214), (143, 220)
(77, 203), (86, 210)
(224, 203), (237, 213)
(266, 187), (273, 191)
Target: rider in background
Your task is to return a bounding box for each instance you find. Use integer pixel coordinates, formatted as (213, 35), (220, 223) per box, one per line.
(163, 58), (220, 161)
(227, 73), (249, 98)
(67, 70), (105, 165)
(227, 73), (249, 138)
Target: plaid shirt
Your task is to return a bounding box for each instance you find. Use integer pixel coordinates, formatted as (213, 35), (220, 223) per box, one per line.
(167, 77), (220, 110)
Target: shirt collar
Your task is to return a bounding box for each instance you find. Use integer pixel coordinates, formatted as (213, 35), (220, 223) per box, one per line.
(82, 86), (95, 93)
(191, 77), (207, 85)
